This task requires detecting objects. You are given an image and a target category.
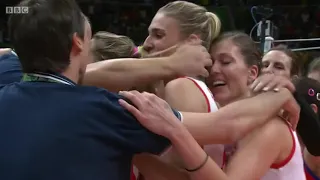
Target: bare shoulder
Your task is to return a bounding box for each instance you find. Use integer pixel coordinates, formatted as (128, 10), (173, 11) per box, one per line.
(259, 116), (290, 135)
(165, 77), (207, 97)
(263, 116), (291, 135)
(165, 78), (198, 91)
(165, 78), (208, 112)
(240, 116), (291, 147)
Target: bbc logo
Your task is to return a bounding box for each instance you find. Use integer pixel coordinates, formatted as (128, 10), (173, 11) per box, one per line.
(6, 6), (28, 14)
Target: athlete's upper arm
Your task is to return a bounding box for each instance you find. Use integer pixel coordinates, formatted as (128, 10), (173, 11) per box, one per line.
(164, 78), (207, 112)
(162, 78), (208, 170)
(225, 118), (287, 180)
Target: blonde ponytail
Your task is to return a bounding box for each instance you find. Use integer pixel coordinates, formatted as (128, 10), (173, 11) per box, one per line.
(158, 1), (221, 50)
(206, 12), (221, 42)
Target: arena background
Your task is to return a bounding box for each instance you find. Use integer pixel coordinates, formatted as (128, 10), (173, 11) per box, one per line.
(0, 0), (319, 73)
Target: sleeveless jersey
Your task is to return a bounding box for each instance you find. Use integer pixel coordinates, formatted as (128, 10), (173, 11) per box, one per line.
(261, 129), (306, 180)
(184, 77), (225, 167)
(305, 162), (320, 180)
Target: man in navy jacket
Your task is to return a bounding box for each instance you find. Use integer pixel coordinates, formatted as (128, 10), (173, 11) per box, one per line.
(0, 49), (22, 85)
(0, 0), (179, 180)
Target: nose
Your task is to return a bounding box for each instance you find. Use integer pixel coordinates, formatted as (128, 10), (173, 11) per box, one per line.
(142, 36), (154, 53)
(262, 65), (274, 75)
(210, 61), (221, 75)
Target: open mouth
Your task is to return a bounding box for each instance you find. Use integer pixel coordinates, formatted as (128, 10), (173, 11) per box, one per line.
(212, 81), (226, 87)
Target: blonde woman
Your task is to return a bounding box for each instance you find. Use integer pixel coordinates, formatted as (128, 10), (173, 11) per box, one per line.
(90, 31), (136, 61)
(133, 1), (223, 179)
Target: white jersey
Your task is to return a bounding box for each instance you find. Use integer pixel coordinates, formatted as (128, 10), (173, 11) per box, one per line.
(185, 77), (225, 167)
(261, 129), (306, 180)
(185, 77), (218, 112)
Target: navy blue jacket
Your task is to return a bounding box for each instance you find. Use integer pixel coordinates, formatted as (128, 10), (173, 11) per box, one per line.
(0, 75), (176, 180)
(0, 51), (22, 85)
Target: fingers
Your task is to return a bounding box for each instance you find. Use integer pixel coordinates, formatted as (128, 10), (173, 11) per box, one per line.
(119, 90), (143, 108)
(284, 81), (296, 93)
(142, 91), (162, 106)
(250, 74), (274, 92)
(118, 99), (143, 120)
(250, 78), (260, 90)
(263, 79), (280, 92)
(141, 92), (157, 107)
(251, 77), (273, 92)
(188, 39), (202, 45)
(120, 91), (156, 109)
(251, 74), (295, 93)
(267, 79), (295, 93)
(203, 52), (212, 67)
(146, 45), (177, 58)
(199, 46), (212, 75)
(201, 69), (209, 77)
(141, 91), (173, 113)
(160, 45), (178, 57)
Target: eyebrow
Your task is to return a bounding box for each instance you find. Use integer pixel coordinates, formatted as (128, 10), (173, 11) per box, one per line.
(218, 53), (233, 59)
(148, 27), (165, 33)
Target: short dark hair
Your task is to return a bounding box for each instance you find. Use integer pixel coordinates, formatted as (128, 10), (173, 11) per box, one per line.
(268, 44), (300, 76)
(212, 31), (262, 73)
(8, 0), (86, 73)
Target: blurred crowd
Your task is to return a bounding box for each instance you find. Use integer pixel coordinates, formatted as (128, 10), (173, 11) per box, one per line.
(0, 1), (319, 65)
(84, 4), (320, 45)
(1, 0), (320, 180)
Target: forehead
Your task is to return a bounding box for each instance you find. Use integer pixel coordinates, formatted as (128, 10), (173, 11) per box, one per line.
(148, 13), (180, 32)
(262, 50), (291, 64)
(210, 39), (242, 58)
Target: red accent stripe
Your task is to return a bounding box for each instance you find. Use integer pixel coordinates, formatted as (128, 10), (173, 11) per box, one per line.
(130, 165), (136, 180)
(179, 77), (210, 149)
(222, 150), (227, 169)
(184, 77), (211, 112)
(270, 125), (296, 169)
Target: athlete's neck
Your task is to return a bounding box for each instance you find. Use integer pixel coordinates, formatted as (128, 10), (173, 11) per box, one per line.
(219, 90), (251, 107)
(61, 67), (80, 84)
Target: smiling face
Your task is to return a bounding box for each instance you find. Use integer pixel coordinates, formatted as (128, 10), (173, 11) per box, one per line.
(206, 39), (259, 106)
(205, 32), (260, 107)
(261, 50), (292, 78)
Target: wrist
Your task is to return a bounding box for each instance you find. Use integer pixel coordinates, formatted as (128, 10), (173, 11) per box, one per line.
(167, 125), (191, 146)
(164, 56), (180, 78)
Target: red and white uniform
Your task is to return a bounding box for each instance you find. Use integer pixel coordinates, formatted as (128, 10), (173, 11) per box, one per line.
(184, 77), (225, 167)
(305, 161), (320, 180)
(134, 77), (223, 180)
(261, 128), (306, 180)
(131, 165), (138, 180)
